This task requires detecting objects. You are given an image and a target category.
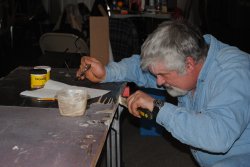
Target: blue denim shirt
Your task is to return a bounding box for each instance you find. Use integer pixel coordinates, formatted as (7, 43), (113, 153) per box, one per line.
(104, 35), (250, 166)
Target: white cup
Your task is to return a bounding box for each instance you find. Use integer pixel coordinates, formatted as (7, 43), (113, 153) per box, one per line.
(57, 88), (88, 117)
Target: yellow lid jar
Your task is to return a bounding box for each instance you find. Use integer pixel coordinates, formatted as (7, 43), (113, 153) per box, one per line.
(30, 69), (47, 89)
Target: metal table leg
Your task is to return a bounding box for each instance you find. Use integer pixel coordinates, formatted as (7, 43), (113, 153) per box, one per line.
(106, 105), (124, 167)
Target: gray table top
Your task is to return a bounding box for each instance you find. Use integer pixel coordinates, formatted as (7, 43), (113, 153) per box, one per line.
(0, 66), (126, 167)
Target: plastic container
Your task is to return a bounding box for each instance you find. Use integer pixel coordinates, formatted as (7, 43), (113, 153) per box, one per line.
(30, 69), (47, 89)
(34, 66), (51, 81)
(56, 89), (88, 117)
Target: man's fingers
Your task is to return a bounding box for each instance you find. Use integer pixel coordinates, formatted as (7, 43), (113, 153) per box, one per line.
(127, 93), (141, 118)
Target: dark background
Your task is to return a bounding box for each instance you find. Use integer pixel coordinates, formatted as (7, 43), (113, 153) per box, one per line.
(1, 0), (250, 77)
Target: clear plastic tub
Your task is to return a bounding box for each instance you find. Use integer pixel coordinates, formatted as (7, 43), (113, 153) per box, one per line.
(57, 89), (88, 117)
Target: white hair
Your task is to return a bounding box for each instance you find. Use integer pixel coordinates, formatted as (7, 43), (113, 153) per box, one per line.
(141, 20), (208, 74)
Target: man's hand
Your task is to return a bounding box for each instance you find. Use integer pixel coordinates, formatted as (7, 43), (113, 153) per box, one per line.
(127, 90), (154, 118)
(76, 56), (106, 83)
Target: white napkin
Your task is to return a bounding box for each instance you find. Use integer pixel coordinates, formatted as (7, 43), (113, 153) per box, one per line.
(20, 80), (110, 99)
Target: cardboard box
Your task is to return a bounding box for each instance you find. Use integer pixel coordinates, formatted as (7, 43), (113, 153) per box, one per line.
(89, 16), (110, 65)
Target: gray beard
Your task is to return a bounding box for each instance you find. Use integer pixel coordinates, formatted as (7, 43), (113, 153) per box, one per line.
(166, 86), (188, 97)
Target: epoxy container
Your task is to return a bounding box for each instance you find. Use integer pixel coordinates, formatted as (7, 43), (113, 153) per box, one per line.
(57, 89), (88, 117)
(34, 66), (51, 81)
(30, 69), (47, 89)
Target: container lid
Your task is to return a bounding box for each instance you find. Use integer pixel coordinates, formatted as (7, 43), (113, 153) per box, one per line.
(34, 66), (51, 72)
(30, 69), (47, 74)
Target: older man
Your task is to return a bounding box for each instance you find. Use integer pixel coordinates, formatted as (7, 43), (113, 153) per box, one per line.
(77, 20), (250, 166)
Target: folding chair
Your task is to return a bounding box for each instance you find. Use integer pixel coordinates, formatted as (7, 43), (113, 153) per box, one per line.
(39, 32), (89, 54)
(39, 32), (89, 68)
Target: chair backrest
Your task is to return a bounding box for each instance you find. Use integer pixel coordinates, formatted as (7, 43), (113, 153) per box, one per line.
(39, 32), (89, 54)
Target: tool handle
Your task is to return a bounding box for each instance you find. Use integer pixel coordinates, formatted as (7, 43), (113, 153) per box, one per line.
(119, 96), (153, 119)
(137, 107), (153, 120)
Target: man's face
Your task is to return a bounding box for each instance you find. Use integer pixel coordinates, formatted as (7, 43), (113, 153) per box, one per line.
(149, 60), (198, 97)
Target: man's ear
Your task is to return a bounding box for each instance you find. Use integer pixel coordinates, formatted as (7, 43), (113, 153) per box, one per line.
(185, 56), (196, 73)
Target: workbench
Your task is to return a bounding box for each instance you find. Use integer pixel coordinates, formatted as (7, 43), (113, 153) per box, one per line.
(0, 66), (126, 167)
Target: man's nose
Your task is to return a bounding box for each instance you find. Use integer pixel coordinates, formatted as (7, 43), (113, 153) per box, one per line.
(156, 76), (165, 86)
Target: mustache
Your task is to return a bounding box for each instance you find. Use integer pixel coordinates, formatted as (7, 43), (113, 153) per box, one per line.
(165, 85), (174, 90)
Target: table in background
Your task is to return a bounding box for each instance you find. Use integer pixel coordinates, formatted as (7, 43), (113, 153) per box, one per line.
(0, 66), (126, 167)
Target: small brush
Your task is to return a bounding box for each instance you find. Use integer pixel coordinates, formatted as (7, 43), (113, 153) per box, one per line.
(75, 64), (91, 80)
